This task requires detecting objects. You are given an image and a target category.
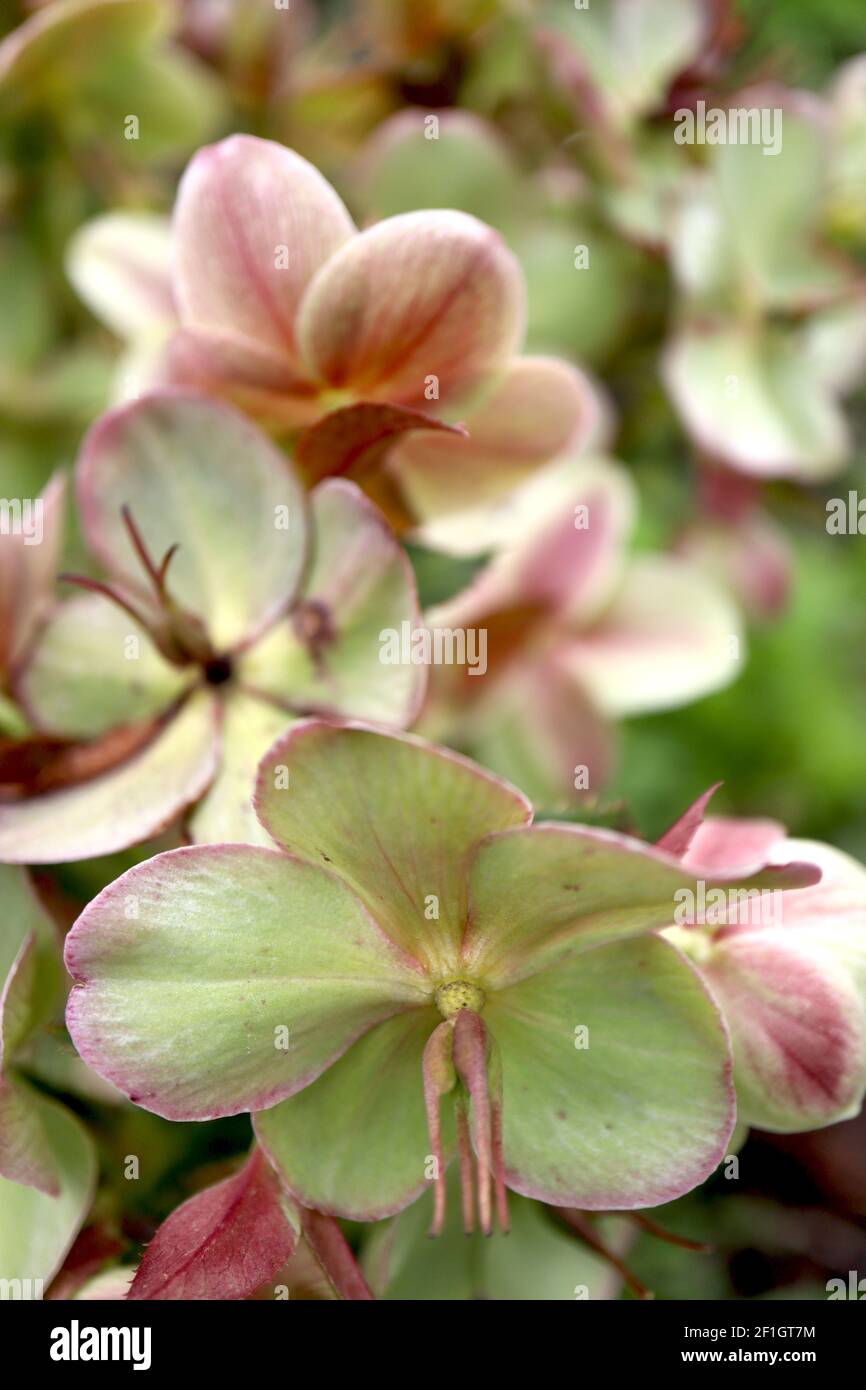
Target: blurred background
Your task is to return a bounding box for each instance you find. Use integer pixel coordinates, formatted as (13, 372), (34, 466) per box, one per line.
(2, 0), (866, 1299)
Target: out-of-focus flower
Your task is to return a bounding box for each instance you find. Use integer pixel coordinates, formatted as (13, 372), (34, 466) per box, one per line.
(663, 91), (866, 481)
(67, 133), (595, 526)
(64, 723), (814, 1232)
(422, 456), (743, 806)
(663, 808), (866, 1133)
(0, 392), (423, 862)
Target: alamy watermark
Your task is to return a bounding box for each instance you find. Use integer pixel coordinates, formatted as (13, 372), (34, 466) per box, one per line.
(379, 621), (487, 676)
(0, 497), (43, 545)
(674, 99), (783, 157)
(673, 883), (783, 927)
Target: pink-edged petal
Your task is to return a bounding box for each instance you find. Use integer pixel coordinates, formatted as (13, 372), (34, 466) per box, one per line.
(699, 931), (866, 1131)
(255, 1008), (449, 1222)
(173, 134), (355, 366)
(66, 212), (175, 341)
(128, 1147), (296, 1301)
(426, 456), (635, 627)
(488, 935), (735, 1208)
(0, 472), (65, 680)
(392, 357), (601, 527)
(296, 209), (525, 408)
(295, 401), (466, 489)
(161, 326), (323, 428)
(681, 815), (787, 875)
(77, 391), (309, 653)
(239, 479), (426, 727)
(254, 721), (531, 975)
(0, 690), (219, 864)
(463, 820), (815, 987)
(65, 843), (427, 1121)
(565, 553), (743, 717)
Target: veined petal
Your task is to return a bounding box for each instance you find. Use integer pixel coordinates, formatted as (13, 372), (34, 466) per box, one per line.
(0, 1075), (59, 1193)
(20, 594), (192, 738)
(486, 936), (734, 1207)
(162, 327), (323, 428)
(239, 480), (425, 727)
(256, 1008), (449, 1221)
(173, 135), (355, 366)
(255, 722), (531, 976)
(0, 866), (62, 1067)
(699, 932), (866, 1131)
(680, 815), (787, 875)
(393, 357), (600, 527)
(0, 689), (219, 864)
(77, 391), (309, 652)
(65, 843), (428, 1120)
(296, 210), (525, 408)
(188, 691), (293, 847)
(463, 822), (820, 986)
(66, 212), (176, 342)
(565, 554), (743, 717)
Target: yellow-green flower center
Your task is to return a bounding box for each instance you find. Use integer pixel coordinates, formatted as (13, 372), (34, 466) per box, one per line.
(435, 979), (486, 1019)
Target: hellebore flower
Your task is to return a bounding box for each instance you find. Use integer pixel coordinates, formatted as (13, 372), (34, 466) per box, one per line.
(64, 723), (816, 1233)
(422, 456), (743, 805)
(0, 391), (423, 863)
(67, 133), (594, 525)
(662, 809), (866, 1132)
(663, 93), (866, 481)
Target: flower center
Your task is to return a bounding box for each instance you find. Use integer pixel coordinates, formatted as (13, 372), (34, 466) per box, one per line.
(434, 979), (485, 1019)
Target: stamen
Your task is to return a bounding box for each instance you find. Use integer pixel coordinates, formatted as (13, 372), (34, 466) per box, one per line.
(453, 1010), (494, 1236)
(454, 1094), (475, 1236)
(121, 506), (166, 597)
(421, 1022), (455, 1239)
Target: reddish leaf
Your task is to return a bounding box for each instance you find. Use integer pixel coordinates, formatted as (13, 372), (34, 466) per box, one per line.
(128, 1148), (296, 1301)
(656, 783), (722, 858)
(295, 402), (467, 488)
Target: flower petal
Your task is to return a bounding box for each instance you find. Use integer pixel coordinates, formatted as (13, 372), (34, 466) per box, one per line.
(20, 593), (192, 738)
(487, 935), (734, 1207)
(699, 932), (866, 1132)
(65, 843), (427, 1120)
(393, 357), (600, 529)
(0, 690), (219, 864)
(66, 212), (175, 341)
(256, 1008), (448, 1221)
(255, 722), (531, 975)
(663, 324), (849, 481)
(187, 691), (293, 846)
(296, 210), (525, 408)
(680, 815), (786, 875)
(0, 1089), (95, 1288)
(127, 1146), (296, 1301)
(239, 480), (425, 727)
(294, 401), (466, 490)
(161, 326), (323, 428)
(564, 554), (743, 717)
(426, 456), (634, 623)
(464, 822), (819, 986)
(77, 391), (309, 652)
(173, 135), (355, 365)
(0, 865), (62, 1067)
(0, 1076), (60, 1194)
